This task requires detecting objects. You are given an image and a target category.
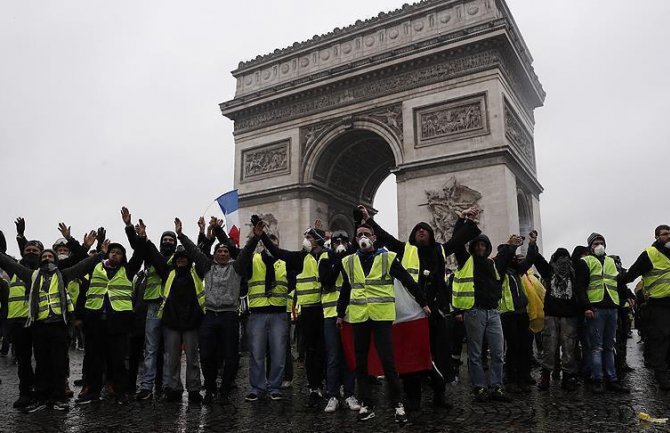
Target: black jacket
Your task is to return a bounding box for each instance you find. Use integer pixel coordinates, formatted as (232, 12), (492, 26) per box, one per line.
(534, 250), (579, 317)
(497, 243), (538, 314)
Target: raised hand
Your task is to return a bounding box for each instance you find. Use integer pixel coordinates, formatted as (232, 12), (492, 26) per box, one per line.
(83, 230), (97, 249)
(198, 216), (206, 234)
(508, 235), (524, 247)
(136, 219), (147, 238)
(357, 205), (370, 222)
(96, 227), (106, 244)
(15, 217), (25, 236)
(101, 239), (110, 254)
(314, 219), (323, 230)
(528, 230), (538, 244)
(252, 219), (265, 238)
(175, 218), (183, 236)
(121, 207), (132, 226)
(58, 222), (72, 240)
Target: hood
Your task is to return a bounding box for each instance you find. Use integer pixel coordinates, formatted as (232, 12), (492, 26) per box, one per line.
(571, 245), (589, 265)
(172, 245), (192, 268)
(550, 248), (571, 264)
(469, 234), (492, 258)
(408, 222), (436, 247)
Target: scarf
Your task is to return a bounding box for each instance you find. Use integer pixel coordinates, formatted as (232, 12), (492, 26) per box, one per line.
(550, 257), (575, 301)
(25, 268), (69, 327)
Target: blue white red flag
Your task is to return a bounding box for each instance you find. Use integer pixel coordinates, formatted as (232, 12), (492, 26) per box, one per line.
(216, 190), (240, 246)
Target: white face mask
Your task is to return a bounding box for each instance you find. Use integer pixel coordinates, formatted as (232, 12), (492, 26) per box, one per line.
(358, 236), (372, 250)
(57, 254), (69, 261)
(335, 244), (347, 254)
(302, 238), (313, 252)
(593, 245), (606, 257)
(664, 242), (670, 249)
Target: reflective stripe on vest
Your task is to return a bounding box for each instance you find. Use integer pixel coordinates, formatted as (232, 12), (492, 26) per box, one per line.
(452, 256), (500, 310)
(582, 255), (619, 305)
(498, 274), (514, 313)
(342, 251), (396, 323)
(157, 266), (205, 319)
(295, 252), (327, 306)
(85, 263), (133, 312)
(642, 247), (670, 299)
(8, 275), (29, 319)
(401, 242), (447, 283)
(322, 272), (344, 319)
(248, 253), (289, 309)
(144, 255), (173, 301)
(32, 272), (74, 321)
(67, 279), (81, 306)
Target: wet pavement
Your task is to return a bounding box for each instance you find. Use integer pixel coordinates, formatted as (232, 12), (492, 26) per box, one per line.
(0, 337), (669, 433)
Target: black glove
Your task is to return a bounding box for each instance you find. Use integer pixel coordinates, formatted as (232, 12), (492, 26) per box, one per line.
(15, 217), (25, 236)
(250, 215), (260, 226)
(352, 207), (363, 225)
(0, 230), (6, 254)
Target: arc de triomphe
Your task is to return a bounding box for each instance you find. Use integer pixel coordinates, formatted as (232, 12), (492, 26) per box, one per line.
(220, 0), (545, 249)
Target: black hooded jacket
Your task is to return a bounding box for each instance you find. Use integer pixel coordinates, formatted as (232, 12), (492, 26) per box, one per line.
(367, 217), (480, 311)
(535, 248), (579, 317)
(453, 233), (510, 310)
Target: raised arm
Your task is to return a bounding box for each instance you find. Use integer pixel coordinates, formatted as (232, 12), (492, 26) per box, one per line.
(145, 241), (171, 280)
(0, 251), (33, 283)
(212, 218), (240, 258)
(514, 232), (539, 275)
(443, 216), (482, 256)
(175, 218), (212, 276)
(121, 207), (140, 250)
(358, 205), (405, 254)
(389, 256), (427, 308)
(14, 217), (26, 254)
(621, 250), (653, 284)
(259, 232), (305, 272)
(62, 250), (105, 281)
(495, 235), (524, 276)
(233, 221), (264, 275)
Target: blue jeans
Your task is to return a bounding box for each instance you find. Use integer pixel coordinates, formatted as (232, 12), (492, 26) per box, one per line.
(324, 317), (355, 398)
(464, 308), (504, 388)
(139, 303), (168, 391)
(587, 307), (618, 382)
(247, 312), (288, 395)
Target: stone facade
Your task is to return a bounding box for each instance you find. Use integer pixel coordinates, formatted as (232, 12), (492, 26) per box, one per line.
(220, 0), (545, 249)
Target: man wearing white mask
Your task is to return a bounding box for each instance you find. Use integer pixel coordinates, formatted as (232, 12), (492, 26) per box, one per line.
(576, 233), (631, 394)
(620, 225), (670, 390)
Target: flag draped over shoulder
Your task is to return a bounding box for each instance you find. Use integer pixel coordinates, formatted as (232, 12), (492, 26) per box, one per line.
(340, 280), (432, 376)
(216, 190), (240, 246)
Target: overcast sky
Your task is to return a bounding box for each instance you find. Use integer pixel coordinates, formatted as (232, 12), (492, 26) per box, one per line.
(1, 0), (668, 270)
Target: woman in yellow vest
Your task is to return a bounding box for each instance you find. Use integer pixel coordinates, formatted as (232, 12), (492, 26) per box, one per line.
(0, 242), (106, 413)
(144, 240), (205, 404)
(621, 224), (670, 389)
(75, 219), (146, 406)
(336, 224), (429, 424)
(575, 233), (631, 394)
(260, 225), (330, 407)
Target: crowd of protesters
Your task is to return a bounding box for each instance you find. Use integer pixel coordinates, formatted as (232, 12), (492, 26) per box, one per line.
(0, 204), (667, 424)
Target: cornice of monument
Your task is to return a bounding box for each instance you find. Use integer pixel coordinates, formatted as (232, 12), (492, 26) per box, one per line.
(225, 0), (543, 103)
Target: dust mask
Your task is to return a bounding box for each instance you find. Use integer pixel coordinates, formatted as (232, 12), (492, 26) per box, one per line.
(335, 244), (347, 254)
(358, 236), (372, 250)
(302, 238), (313, 252)
(593, 245), (606, 257)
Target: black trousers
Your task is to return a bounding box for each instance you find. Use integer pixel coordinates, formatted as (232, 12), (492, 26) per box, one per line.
(645, 303), (670, 384)
(32, 321), (68, 401)
(199, 311), (239, 394)
(353, 320), (402, 408)
(284, 315), (294, 381)
(402, 313), (450, 404)
(9, 320), (34, 396)
(84, 317), (129, 396)
(300, 306), (325, 390)
(501, 312), (532, 383)
(127, 334), (145, 392)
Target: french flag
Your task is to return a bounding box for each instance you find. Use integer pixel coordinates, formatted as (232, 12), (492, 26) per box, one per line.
(340, 280), (432, 376)
(216, 190), (240, 246)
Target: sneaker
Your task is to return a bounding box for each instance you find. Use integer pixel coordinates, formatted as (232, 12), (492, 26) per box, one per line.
(281, 380), (292, 389)
(344, 396), (361, 411)
(189, 391), (203, 403)
(13, 395), (32, 409)
(489, 386), (512, 402)
(473, 386), (488, 403)
(307, 389), (322, 408)
(606, 381), (630, 394)
(75, 393), (101, 405)
(135, 389), (153, 401)
(202, 392), (215, 405)
(324, 397), (339, 413)
(22, 401), (47, 414)
(245, 393), (259, 402)
(270, 392), (283, 401)
(394, 403), (408, 424)
(50, 401), (69, 411)
(358, 405), (375, 421)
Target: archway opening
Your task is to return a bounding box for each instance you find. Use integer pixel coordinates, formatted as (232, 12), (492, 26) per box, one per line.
(517, 190), (533, 254)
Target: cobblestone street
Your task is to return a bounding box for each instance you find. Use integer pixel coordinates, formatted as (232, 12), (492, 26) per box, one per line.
(0, 337), (668, 433)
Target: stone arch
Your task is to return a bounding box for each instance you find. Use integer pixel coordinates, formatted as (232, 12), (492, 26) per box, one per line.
(517, 188), (533, 237)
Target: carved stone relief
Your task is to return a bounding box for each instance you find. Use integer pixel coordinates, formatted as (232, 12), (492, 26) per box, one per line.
(415, 94), (488, 146)
(504, 101), (535, 167)
(241, 140), (290, 181)
(424, 176), (483, 243)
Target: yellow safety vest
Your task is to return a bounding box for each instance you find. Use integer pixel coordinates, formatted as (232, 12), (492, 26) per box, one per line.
(401, 243), (447, 283)
(642, 247), (670, 299)
(498, 273), (527, 314)
(342, 251), (396, 323)
(322, 272), (344, 319)
(85, 263), (133, 312)
(67, 279), (81, 306)
(157, 267), (205, 318)
(7, 275), (29, 319)
(248, 253), (289, 309)
(31, 271), (74, 321)
(582, 255), (619, 305)
(295, 252), (327, 307)
(452, 256), (500, 310)
(144, 255), (173, 301)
